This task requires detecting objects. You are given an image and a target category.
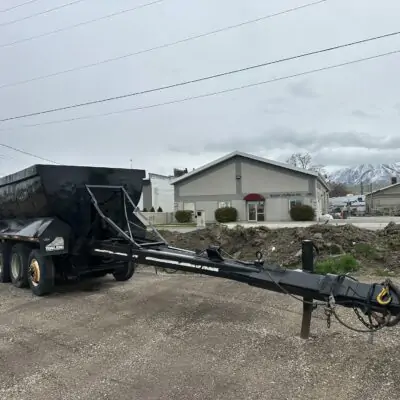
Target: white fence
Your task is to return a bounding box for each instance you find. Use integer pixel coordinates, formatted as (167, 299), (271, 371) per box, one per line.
(141, 212), (176, 225)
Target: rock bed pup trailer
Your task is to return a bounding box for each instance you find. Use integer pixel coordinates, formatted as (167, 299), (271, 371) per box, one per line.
(0, 164), (146, 295)
(0, 164), (399, 337)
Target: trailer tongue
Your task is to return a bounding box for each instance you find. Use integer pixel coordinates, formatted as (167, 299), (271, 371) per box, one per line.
(87, 184), (400, 335)
(0, 165), (399, 337)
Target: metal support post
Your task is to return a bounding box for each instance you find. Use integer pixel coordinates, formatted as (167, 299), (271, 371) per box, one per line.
(300, 240), (314, 339)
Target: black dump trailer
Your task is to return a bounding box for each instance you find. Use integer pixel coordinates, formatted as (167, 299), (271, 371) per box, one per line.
(0, 164), (400, 336)
(0, 164), (146, 295)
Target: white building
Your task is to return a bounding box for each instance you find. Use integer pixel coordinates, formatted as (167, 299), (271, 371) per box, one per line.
(171, 151), (330, 222)
(141, 173), (174, 212)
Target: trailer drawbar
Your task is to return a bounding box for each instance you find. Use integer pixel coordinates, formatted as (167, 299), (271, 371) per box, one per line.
(0, 164), (399, 338)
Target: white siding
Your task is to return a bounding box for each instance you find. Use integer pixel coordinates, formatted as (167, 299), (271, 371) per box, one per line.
(241, 162), (309, 193)
(194, 201), (218, 223)
(232, 199), (246, 221)
(150, 175), (174, 212)
(178, 163), (236, 196)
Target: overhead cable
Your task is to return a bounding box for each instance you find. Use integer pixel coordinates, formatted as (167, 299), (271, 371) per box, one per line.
(0, 0), (327, 88)
(1, 30), (400, 122)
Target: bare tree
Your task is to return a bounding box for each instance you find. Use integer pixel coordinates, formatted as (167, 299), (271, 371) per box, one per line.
(286, 152), (326, 176)
(329, 182), (349, 197)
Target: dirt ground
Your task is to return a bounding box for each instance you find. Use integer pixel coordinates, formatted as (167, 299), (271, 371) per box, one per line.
(0, 270), (399, 400)
(159, 222), (400, 272)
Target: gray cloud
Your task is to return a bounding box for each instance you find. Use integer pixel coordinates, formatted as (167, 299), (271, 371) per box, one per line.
(0, 0), (400, 177)
(287, 79), (319, 98)
(351, 109), (379, 119)
(171, 127), (400, 155)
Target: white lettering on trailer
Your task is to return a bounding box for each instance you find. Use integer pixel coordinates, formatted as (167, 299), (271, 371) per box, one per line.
(145, 248), (197, 259)
(93, 248), (138, 258)
(145, 257), (219, 273)
(45, 237), (64, 252)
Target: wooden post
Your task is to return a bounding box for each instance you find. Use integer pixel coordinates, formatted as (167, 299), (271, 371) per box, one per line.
(300, 240), (314, 339)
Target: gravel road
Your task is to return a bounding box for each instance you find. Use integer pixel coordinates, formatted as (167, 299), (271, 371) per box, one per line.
(0, 270), (399, 400)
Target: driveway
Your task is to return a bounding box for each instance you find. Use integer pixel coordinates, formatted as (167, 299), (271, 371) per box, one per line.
(0, 271), (399, 399)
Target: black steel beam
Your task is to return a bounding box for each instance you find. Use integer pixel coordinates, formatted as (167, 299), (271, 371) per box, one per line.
(91, 241), (400, 317)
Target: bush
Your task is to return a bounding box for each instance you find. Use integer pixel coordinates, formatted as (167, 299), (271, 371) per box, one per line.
(215, 207), (238, 223)
(157, 206), (163, 212)
(175, 210), (193, 223)
(150, 206), (155, 212)
(143, 207), (148, 212)
(314, 254), (359, 275)
(290, 204), (315, 221)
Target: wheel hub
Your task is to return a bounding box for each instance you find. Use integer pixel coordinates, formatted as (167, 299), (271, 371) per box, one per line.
(29, 259), (40, 287)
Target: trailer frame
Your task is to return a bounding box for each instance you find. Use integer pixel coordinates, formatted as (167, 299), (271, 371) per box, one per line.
(0, 183), (399, 337)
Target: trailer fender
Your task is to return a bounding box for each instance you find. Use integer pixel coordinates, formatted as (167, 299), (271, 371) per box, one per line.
(38, 218), (71, 256)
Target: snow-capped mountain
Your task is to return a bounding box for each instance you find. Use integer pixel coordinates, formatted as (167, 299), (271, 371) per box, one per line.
(329, 163), (400, 185)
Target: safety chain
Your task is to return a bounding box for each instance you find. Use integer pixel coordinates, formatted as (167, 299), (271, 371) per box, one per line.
(324, 294), (335, 329)
(353, 308), (381, 330)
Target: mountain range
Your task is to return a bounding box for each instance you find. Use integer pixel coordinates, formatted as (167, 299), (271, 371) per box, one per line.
(328, 163), (400, 185)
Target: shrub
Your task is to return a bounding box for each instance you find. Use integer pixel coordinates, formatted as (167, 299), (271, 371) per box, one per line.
(175, 210), (193, 223)
(215, 207), (238, 223)
(157, 206), (163, 212)
(143, 207), (148, 212)
(290, 204), (315, 221)
(150, 206), (155, 212)
(314, 254), (359, 275)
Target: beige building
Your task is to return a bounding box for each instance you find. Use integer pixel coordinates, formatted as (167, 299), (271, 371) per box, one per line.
(365, 182), (400, 214)
(171, 151), (329, 222)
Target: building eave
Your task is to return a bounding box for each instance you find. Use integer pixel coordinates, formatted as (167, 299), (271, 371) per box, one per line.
(170, 150), (330, 191)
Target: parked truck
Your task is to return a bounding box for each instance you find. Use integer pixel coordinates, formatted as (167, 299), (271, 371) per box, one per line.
(0, 164), (399, 337)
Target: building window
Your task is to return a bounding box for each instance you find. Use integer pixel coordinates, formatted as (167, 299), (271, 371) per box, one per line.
(218, 201), (232, 208)
(289, 199), (302, 209)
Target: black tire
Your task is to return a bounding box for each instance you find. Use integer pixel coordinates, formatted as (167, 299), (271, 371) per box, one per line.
(0, 242), (11, 283)
(27, 249), (55, 296)
(112, 262), (135, 282)
(10, 244), (30, 288)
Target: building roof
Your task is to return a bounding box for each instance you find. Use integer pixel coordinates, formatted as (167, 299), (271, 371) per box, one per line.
(365, 182), (400, 196)
(170, 151), (330, 190)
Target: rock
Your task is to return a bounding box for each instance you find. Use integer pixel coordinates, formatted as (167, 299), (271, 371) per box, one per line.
(383, 221), (400, 235)
(159, 222), (397, 271)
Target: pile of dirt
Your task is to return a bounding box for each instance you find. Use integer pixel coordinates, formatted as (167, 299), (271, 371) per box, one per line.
(159, 222), (400, 273)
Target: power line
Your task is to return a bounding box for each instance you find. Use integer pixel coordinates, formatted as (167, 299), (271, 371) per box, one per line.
(0, 0), (327, 89)
(0, 0), (86, 27)
(2, 30), (400, 123)
(0, 0), (167, 47)
(0, 48), (397, 167)
(0, 143), (58, 163)
(0, 0), (43, 13)
(1, 48), (399, 132)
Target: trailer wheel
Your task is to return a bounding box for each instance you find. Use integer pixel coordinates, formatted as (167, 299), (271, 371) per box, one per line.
(112, 262), (135, 281)
(10, 244), (30, 288)
(0, 242), (11, 283)
(27, 250), (55, 296)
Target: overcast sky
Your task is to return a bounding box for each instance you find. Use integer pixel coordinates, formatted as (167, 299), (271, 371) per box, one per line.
(0, 0), (399, 177)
